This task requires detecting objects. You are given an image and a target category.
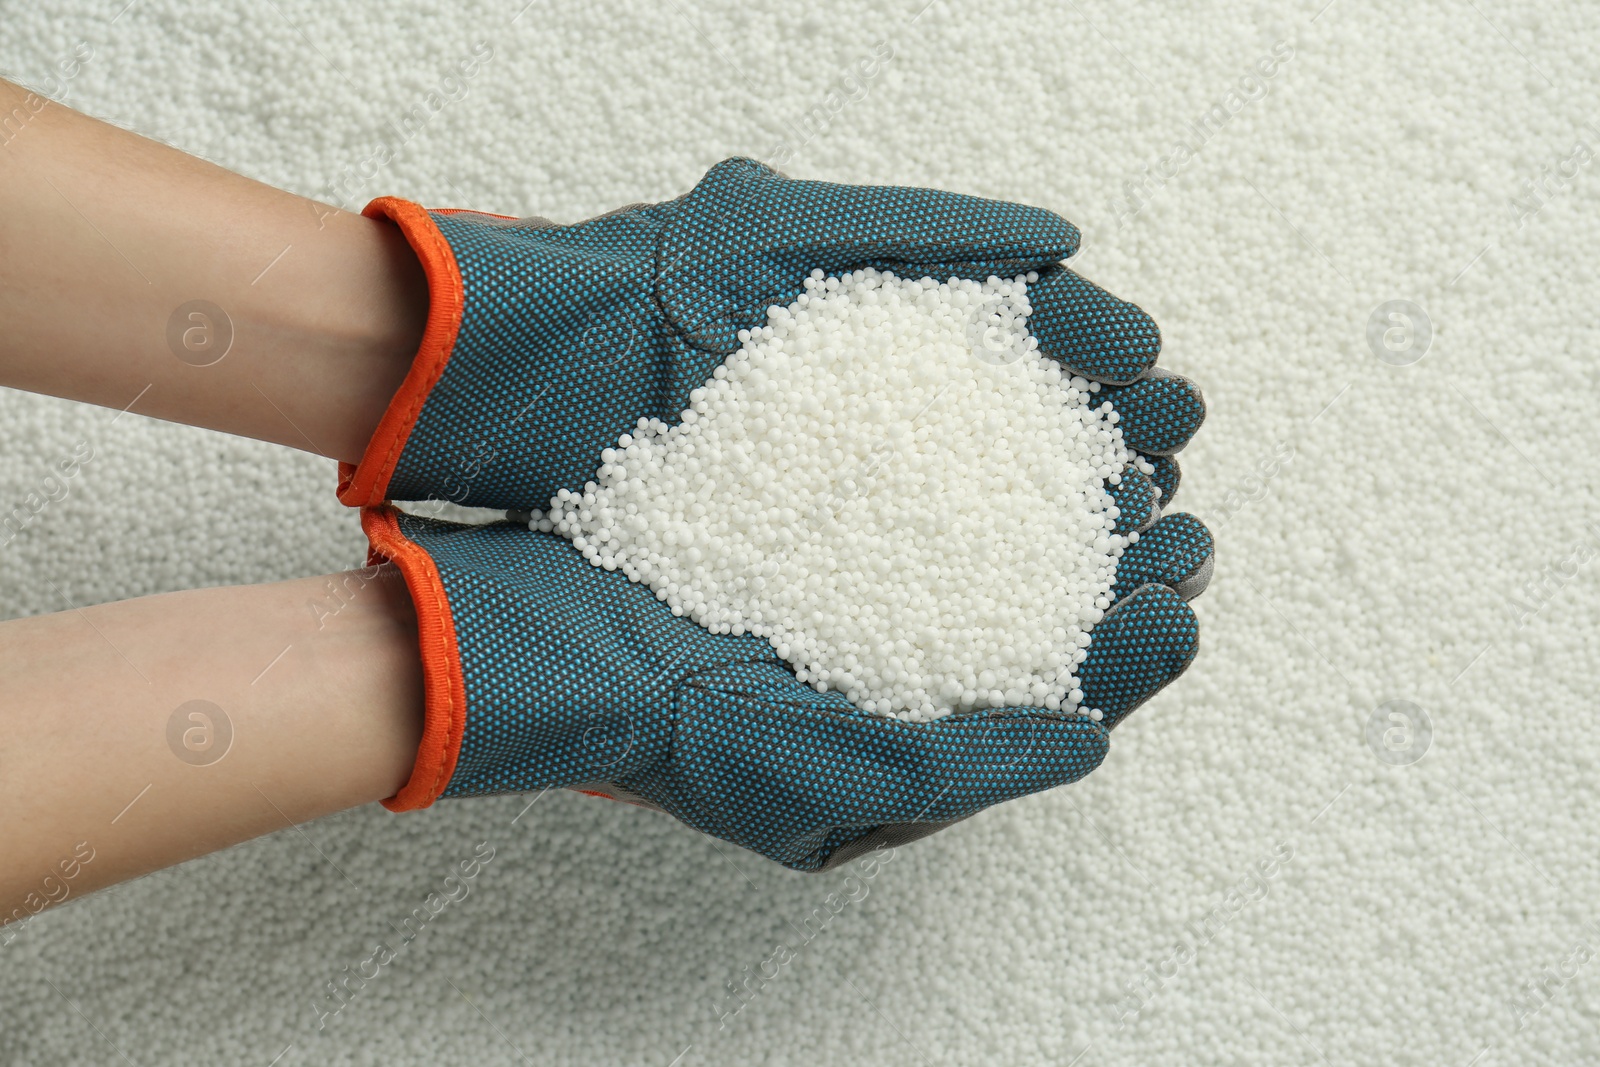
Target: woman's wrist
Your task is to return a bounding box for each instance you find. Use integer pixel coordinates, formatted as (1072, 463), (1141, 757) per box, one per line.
(0, 567), (425, 923)
(252, 209), (430, 464)
(0, 77), (428, 464)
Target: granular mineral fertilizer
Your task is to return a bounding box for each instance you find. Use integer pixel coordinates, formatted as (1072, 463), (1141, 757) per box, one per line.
(546, 268), (1145, 721)
(12, 4), (1600, 1064)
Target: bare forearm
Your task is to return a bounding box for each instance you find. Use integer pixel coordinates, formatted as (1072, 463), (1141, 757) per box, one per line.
(0, 78), (427, 464)
(0, 567), (423, 926)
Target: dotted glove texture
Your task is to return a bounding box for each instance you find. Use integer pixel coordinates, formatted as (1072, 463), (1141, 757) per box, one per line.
(349, 161), (1215, 869)
(365, 507), (1209, 872)
(342, 158), (1205, 518)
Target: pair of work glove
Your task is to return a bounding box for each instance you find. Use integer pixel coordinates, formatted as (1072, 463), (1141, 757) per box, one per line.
(341, 158), (1213, 872)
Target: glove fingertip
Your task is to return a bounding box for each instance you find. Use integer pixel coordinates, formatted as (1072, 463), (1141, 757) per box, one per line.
(1112, 512), (1214, 604)
(1141, 453), (1183, 507)
(1030, 265), (1161, 384)
(1103, 370), (1206, 456)
(1108, 467), (1160, 534)
(1079, 585), (1199, 730)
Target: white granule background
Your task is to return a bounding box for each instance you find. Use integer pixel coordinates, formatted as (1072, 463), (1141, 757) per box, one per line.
(1, 2), (1596, 1065)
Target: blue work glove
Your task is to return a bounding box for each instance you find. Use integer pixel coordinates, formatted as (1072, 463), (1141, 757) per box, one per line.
(338, 159), (1205, 524)
(362, 504), (1210, 872)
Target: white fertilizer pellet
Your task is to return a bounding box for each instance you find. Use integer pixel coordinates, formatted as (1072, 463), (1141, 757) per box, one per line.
(10, 5), (1600, 1066)
(546, 268), (1132, 721)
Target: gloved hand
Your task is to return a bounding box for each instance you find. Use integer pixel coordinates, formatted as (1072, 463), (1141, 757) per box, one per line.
(362, 503), (1211, 872)
(338, 158), (1206, 522)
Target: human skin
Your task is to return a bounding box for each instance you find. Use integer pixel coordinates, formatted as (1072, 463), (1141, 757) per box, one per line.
(0, 76), (428, 464)
(0, 77), (430, 925)
(0, 570), (425, 927)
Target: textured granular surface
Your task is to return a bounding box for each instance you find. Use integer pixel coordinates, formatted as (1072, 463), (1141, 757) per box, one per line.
(1, 3), (1597, 1066)
(550, 269), (1132, 721)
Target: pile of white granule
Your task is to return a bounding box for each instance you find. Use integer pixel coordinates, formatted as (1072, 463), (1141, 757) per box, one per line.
(5, 2), (1599, 1066)
(545, 268), (1136, 721)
